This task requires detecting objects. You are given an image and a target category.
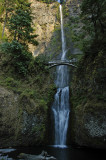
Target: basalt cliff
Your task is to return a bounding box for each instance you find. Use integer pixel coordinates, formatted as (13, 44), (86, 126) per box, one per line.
(0, 0), (106, 149)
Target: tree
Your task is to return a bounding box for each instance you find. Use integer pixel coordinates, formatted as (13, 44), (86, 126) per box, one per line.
(81, 0), (106, 40)
(0, 0), (38, 76)
(0, 0), (16, 38)
(1, 40), (33, 76)
(8, 1), (38, 47)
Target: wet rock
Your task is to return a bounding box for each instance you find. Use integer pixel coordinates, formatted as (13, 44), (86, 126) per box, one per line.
(18, 151), (57, 160)
(0, 148), (16, 153)
(70, 101), (106, 149)
(0, 155), (13, 160)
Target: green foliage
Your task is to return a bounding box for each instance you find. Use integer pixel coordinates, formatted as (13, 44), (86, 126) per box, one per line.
(68, 53), (83, 62)
(70, 0), (106, 107)
(65, 16), (84, 52)
(34, 54), (49, 66)
(46, 84), (56, 104)
(56, 5), (60, 22)
(0, 0), (16, 17)
(31, 123), (46, 142)
(63, 4), (69, 18)
(0, 0), (17, 39)
(20, 89), (36, 99)
(0, 0), (39, 78)
(67, 0), (106, 53)
(8, 3), (38, 46)
(39, 99), (48, 113)
(0, 22), (7, 40)
(81, 0), (105, 44)
(28, 54), (49, 77)
(47, 25), (61, 59)
(71, 43), (106, 104)
(5, 77), (19, 87)
(0, 39), (50, 80)
(0, 40), (33, 76)
(0, 0), (38, 45)
(0, 57), (55, 143)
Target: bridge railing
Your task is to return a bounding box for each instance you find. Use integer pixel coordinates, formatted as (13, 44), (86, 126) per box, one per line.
(48, 59), (77, 64)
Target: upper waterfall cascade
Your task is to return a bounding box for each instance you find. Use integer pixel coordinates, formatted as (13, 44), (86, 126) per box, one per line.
(52, 4), (70, 148)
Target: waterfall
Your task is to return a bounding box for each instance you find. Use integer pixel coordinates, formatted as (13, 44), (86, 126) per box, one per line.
(60, 4), (66, 60)
(52, 4), (70, 148)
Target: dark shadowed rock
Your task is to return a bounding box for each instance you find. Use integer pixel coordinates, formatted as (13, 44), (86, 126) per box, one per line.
(18, 151), (57, 160)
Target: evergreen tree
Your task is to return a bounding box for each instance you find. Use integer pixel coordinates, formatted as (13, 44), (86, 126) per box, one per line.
(0, 0), (38, 76)
(8, 1), (38, 46)
(0, 0), (16, 38)
(81, 0), (106, 41)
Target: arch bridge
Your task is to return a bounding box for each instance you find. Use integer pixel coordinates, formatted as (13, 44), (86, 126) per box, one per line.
(48, 59), (77, 69)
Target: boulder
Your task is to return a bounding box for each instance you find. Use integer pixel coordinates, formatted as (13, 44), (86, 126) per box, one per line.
(18, 151), (57, 160)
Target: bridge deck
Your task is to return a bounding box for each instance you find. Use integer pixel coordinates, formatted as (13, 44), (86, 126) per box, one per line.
(47, 59), (77, 68)
(48, 59), (77, 68)
(48, 59), (77, 64)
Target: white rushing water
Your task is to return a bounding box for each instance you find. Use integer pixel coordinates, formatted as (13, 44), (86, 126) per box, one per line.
(52, 4), (70, 148)
(60, 5), (66, 60)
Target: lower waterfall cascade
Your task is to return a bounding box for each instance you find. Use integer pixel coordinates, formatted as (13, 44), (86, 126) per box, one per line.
(52, 4), (70, 148)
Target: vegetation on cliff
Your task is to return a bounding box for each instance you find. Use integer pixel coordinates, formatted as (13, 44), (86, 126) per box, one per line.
(0, 0), (56, 146)
(69, 0), (106, 148)
(71, 0), (106, 105)
(0, 0), (106, 148)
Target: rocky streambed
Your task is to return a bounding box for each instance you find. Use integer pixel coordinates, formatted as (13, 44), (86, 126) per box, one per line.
(0, 149), (56, 160)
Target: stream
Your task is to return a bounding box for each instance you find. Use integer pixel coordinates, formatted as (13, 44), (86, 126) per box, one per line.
(0, 146), (105, 160)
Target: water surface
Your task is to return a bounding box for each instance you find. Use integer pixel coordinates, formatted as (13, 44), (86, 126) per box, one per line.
(0, 146), (105, 160)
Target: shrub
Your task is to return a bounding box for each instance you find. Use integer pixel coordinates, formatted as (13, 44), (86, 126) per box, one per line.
(0, 40), (33, 76)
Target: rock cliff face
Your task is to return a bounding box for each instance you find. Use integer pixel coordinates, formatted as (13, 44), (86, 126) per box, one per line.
(65, 0), (106, 149)
(70, 101), (106, 149)
(0, 86), (19, 147)
(0, 0), (58, 148)
(61, 0), (82, 60)
(0, 0), (105, 149)
(29, 0), (59, 56)
(0, 86), (49, 147)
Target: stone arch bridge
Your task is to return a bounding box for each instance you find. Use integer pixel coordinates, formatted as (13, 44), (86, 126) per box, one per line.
(47, 59), (77, 69)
